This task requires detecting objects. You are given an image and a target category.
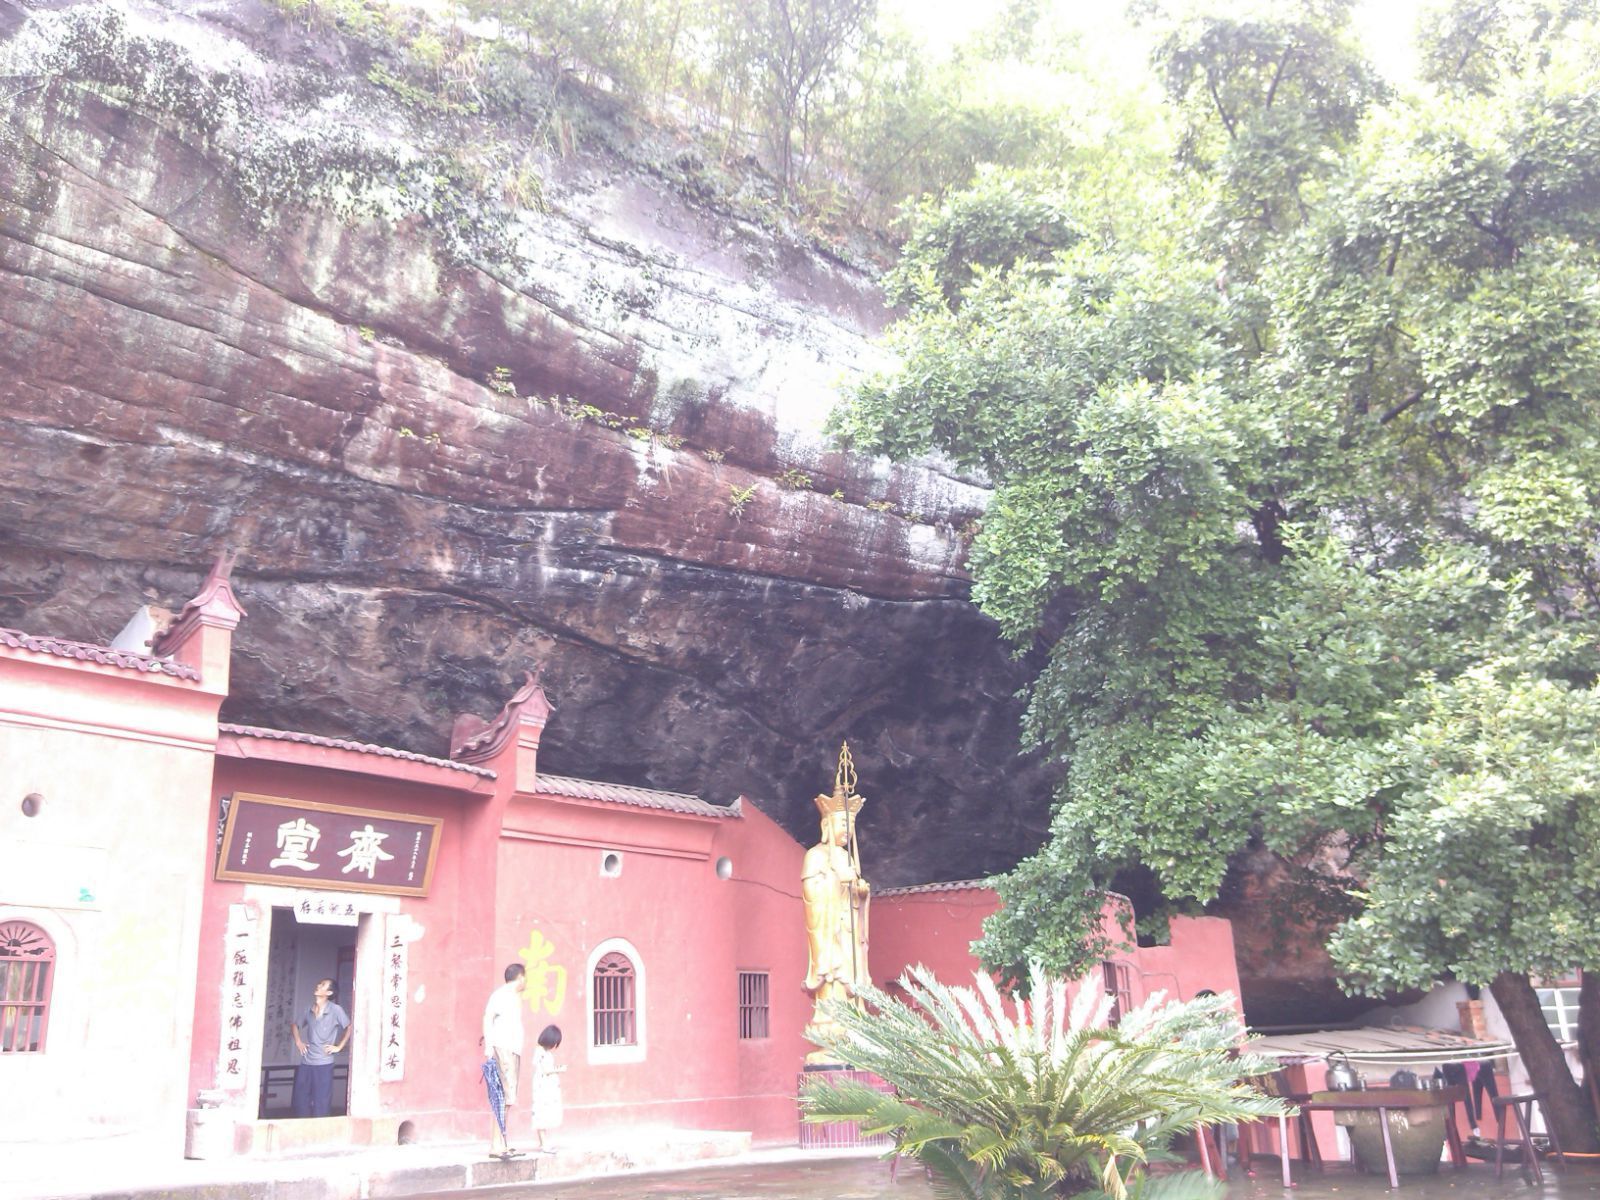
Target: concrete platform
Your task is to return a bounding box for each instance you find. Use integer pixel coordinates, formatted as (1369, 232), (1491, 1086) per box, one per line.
(9, 1127), (763, 1200)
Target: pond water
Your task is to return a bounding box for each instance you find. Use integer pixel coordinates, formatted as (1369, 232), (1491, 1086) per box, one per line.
(419, 1155), (1600, 1200)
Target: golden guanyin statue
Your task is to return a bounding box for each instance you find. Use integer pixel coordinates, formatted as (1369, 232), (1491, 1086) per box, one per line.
(802, 742), (870, 1064)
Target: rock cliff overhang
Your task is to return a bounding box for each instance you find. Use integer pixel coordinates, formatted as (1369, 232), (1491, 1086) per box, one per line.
(0, 0), (1054, 885)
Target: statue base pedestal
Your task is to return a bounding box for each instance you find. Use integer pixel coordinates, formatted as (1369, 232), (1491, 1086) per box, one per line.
(797, 1067), (895, 1149)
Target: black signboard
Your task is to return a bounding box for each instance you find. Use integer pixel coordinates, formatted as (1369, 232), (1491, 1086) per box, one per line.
(216, 793), (441, 896)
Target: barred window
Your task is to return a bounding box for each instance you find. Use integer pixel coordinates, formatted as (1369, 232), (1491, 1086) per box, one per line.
(1536, 978), (1581, 1043)
(592, 952), (637, 1047)
(1102, 960), (1133, 1027)
(738, 971), (769, 1040)
(1, 921), (55, 1054)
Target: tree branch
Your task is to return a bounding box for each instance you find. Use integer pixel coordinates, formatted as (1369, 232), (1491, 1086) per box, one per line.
(1207, 75), (1237, 140)
(1379, 388), (1425, 424)
(1464, 211), (1517, 264)
(1264, 45), (1295, 109)
(1251, 498), (1289, 564)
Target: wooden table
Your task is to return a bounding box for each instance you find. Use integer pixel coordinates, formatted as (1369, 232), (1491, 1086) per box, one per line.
(1299, 1086), (1467, 1189)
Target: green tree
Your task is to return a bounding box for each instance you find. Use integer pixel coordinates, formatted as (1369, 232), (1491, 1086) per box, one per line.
(325, 0), (1159, 237)
(740, 0), (876, 199)
(831, 0), (1600, 1150)
(1329, 654), (1600, 1116)
(802, 964), (1284, 1200)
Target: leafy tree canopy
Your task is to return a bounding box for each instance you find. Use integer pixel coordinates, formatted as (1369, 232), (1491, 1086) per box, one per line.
(830, 3), (1600, 1145)
(272, 0), (1167, 237)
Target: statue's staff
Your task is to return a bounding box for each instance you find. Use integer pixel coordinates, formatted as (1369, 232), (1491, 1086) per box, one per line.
(837, 743), (867, 989)
(851, 823), (868, 988)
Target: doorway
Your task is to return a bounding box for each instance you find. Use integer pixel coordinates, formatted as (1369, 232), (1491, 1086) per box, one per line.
(259, 906), (358, 1118)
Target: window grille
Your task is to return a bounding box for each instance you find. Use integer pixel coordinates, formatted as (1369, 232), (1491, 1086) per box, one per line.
(1537, 981), (1581, 1043)
(1, 921), (55, 1054)
(592, 951), (636, 1046)
(738, 971), (769, 1039)
(1102, 960), (1133, 1027)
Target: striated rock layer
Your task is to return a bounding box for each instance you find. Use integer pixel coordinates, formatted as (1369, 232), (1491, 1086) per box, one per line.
(0, 1), (1353, 1018)
(0, 0), (1051, 887)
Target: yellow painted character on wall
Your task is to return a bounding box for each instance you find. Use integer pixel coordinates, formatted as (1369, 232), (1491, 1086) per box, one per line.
(518, 928), (567, 1017)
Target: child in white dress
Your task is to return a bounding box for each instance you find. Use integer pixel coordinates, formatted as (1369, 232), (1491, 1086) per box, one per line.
(530, 1024), (564, 1153)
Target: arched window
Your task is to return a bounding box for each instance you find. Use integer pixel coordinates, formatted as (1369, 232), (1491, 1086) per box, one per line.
(1, 921), (55, 1054)
(585, 937), (645, 1064)
(592, 952), (636, 1047)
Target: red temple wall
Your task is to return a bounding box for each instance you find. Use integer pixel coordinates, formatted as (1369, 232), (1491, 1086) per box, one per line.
(190, 755), (501, 1144)
(0, 646), (223, 1163)
(722, 800), (812, 1141)
(492, 792), (811, 1144)
(871, 885), (1000, 994)
(872, 888), (1243, 1015)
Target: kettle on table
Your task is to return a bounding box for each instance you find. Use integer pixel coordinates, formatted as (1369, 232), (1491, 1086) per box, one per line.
(1326, 1051), (1363, 1091)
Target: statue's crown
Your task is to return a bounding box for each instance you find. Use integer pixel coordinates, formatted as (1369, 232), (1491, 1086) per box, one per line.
(814, 742), (866, 816)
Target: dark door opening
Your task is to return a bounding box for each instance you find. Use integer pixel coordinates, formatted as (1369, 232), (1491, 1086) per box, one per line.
(259, 906), (357, 1118)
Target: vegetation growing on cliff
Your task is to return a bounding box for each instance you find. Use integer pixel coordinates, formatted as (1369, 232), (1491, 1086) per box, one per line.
(831, 0), (1600, 1151)
(20, 6), (526, 269)
(259, 0), (1154, 240)
(13, 0), (1158, 287)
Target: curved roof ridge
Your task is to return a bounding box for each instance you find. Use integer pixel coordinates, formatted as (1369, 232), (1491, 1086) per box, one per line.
(0, 626), (200, 680)
(220, 723), (497, 778)
(533, 772), (738, 819)
(876, 878), (994, 897)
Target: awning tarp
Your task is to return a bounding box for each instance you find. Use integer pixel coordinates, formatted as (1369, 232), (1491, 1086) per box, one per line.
(1246, 1024), (1518, 1069)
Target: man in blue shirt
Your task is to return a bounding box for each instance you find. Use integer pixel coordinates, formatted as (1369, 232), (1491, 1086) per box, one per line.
(291, 977), (351, 1117)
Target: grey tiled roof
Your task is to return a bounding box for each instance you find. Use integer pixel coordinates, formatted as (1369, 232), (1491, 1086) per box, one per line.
(876, 878), (994, 898)
(0, 627), (200, 680)
(534, 773), (739, 819)
(220, 724), (497, 777)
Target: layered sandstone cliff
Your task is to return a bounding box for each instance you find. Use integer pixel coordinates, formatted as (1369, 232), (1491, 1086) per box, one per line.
(0, 1), (1364, 1023)
(0, 0), (1051, 885)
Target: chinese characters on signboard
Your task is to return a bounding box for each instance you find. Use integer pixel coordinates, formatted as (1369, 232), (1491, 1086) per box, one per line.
(290, 890), (361, 926)
(217, 904), (260, 1094)
(216, 794), (441, 897)
(379, 916), (409, 1082)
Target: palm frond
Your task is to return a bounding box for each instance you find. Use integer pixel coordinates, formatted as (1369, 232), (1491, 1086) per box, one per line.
(916, 1140), (990, 1200)
(798, 961), (1290, 1200)
(1083, 1168), (1228, 1200)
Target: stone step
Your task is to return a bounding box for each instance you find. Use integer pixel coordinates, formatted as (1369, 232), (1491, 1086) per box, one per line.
(14, 1128), (757, 1200)
(531, 1128), (754, 1184)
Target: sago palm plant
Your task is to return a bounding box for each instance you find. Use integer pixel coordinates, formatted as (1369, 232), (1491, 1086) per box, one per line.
(801, 963), (1287, 1200)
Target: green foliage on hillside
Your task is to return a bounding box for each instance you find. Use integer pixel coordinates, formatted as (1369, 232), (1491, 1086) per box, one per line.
(263, 0), (1158, 238)
(830, 0), (1600, 1150)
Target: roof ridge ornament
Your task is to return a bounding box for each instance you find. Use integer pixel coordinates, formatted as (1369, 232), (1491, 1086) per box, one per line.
(149, 546), (247, 661)
(450, 667), (551, 763)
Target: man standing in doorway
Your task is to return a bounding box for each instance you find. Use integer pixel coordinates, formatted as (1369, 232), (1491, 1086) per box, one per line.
(482, 963), (527, 1158)
(291, 978), (351, 1118)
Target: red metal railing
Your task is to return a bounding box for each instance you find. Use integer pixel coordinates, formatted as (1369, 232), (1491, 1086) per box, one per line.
(799, 1069), (896, 1149)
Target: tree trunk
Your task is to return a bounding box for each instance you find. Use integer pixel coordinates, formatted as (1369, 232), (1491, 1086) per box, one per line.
(1579, 972), (1600, 1119)
(1489, 972), (1599, 1151)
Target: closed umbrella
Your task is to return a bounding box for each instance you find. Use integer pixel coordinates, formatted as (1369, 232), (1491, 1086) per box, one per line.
(481, 1057), (507, 1144)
